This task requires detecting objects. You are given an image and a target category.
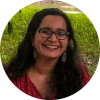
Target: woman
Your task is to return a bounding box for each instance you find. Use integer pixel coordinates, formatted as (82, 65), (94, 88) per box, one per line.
(5, 8), (90, 99)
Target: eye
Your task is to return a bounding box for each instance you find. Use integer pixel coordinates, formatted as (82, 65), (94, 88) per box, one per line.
(41, 30), (48, 34)
(57, 31), (65, 36)
(47, 31), (52, 34)
(40, 29), (52, 35)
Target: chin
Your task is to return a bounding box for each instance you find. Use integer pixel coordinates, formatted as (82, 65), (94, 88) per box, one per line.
(45, 55), (59, 59)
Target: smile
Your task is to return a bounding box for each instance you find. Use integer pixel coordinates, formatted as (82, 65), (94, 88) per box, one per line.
(43, 44), (60, 49)
(46, 45), (58, 49)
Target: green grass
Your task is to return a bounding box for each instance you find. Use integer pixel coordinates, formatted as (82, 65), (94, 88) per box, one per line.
(0, 6), (100, 78)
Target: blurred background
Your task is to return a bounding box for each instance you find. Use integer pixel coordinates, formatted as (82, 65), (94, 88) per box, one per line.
(0, 0), (100, 78)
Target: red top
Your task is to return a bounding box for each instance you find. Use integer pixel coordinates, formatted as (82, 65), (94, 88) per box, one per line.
(12, 65), (90, 100)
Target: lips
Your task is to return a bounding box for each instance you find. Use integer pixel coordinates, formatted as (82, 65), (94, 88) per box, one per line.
(43, 44), (60, 49)
(46, 45), (58, 49)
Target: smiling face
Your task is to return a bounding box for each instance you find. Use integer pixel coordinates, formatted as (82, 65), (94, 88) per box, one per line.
(32, 15), (68, 59)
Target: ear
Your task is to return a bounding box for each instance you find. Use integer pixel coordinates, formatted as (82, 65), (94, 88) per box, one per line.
(31, 37), (35, 47)
(32, 41), (35, 47)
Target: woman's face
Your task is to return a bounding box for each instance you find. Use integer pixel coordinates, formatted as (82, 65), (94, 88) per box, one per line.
(32, 15), (68, 59)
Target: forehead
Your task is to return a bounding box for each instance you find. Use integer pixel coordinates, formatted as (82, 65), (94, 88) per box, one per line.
(38, 15), (67, 30)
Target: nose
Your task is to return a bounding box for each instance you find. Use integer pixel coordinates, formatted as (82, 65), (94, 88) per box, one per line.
(48, 33), (58, 42)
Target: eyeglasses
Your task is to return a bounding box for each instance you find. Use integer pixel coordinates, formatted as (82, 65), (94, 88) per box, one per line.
(37, 27), (69, 40)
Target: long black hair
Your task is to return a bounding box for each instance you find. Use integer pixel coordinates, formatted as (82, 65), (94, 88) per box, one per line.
(5, 8), (84, 99)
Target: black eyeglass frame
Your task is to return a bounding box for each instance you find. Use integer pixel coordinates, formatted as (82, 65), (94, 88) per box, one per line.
(37, 27), (69, 40)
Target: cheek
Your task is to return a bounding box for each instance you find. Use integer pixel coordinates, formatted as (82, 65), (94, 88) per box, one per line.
(33, 33), (46, 50)
(33, 33), (41, 46)
(61, 39), (68, 50)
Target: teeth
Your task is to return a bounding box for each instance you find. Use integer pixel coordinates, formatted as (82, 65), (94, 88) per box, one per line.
(46, 45), (58, 49)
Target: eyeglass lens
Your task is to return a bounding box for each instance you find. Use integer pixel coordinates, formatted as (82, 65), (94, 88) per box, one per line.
(39, 28), (69, 40)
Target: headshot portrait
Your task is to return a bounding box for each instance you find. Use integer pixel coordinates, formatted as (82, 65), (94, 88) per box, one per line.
(0, 0), (100, 100)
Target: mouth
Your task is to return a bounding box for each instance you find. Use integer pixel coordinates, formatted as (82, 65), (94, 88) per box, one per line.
(43, 44), (60, 50)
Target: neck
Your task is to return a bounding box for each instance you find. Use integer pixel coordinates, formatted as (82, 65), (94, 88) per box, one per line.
(32, 56), (58, 75)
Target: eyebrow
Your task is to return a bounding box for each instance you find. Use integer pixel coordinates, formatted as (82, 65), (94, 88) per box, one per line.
(40, 27), (67, 31)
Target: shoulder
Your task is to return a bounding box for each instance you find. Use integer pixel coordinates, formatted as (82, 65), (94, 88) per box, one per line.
(11, 73), (35, 96)
(11, 73), (44, 99)
(11, 73), (35, 97)
(80, 65), (90, 87)
(11, 74), (29, 90)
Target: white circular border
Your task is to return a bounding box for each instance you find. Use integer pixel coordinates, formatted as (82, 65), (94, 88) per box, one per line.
(0, 0), (100, 100)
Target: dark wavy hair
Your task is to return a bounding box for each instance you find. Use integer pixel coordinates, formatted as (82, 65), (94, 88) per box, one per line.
(5, 8), (84, 99)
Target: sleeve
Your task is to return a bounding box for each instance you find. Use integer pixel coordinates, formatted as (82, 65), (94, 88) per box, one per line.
(80, 65), (90, 87)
